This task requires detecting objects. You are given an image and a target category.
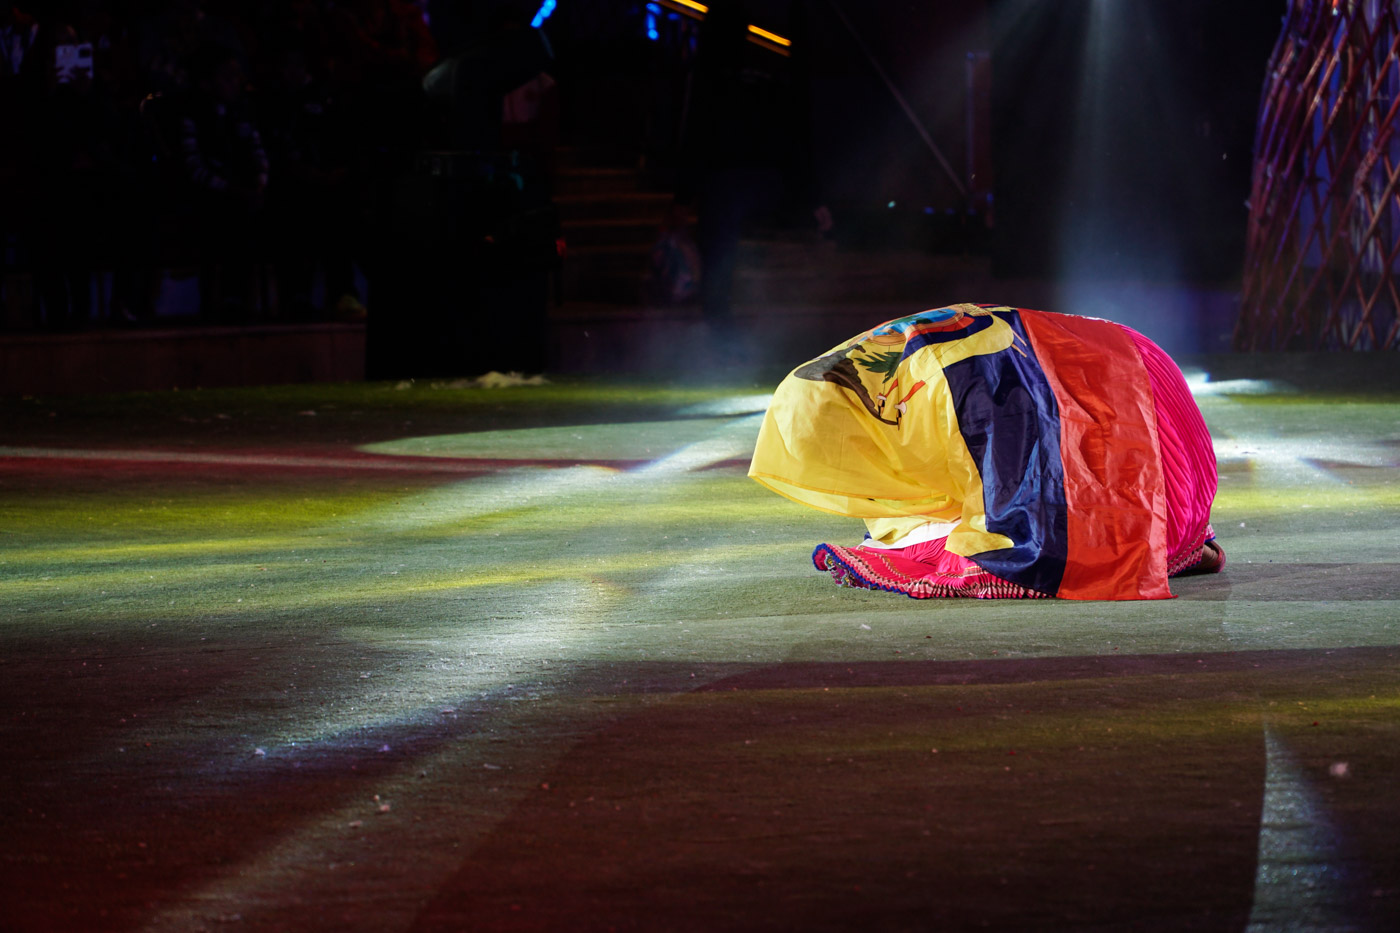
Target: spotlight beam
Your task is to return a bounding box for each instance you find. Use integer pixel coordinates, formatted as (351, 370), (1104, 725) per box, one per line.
(825, 0), (968, 200)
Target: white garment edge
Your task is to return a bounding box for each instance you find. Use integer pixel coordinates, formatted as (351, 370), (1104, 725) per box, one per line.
(859, 520), (957, 550)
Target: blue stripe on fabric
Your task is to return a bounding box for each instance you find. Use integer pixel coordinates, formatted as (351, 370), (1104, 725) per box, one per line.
(941, 310), (1068, 595)
(898, 312), (996, 364)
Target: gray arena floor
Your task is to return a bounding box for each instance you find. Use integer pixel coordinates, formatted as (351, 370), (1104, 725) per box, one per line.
(2, 356), (1397, 931)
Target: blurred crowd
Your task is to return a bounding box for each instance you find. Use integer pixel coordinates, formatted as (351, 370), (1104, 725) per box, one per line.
(0, 0), (443, 329)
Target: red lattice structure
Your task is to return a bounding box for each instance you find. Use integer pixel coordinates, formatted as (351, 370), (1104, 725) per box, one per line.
(1238, 0), (1400, 350)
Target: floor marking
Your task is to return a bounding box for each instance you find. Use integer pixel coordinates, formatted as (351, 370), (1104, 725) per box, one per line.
(0, 416), (764, 477)
(1246, 726), (1360, 933)
(0, 445), (498, 473)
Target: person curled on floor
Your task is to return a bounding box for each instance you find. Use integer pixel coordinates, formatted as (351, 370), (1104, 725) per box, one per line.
(749, 304), (1225, 600)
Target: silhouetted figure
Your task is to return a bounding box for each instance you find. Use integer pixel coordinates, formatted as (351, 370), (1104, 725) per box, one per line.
(421, 3), (552, 152)
(23, 6), (133, 329)
(137, 0), (244, 95)
(259, 41), (361, 320)
(176, 42), (267, 321)
(367, 4), (558, 378)
(677, 0), (826, 356)
(1, 5), (40, 329)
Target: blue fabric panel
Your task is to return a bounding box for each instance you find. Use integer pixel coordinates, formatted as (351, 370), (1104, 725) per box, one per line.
(941, 310), (1069, 595)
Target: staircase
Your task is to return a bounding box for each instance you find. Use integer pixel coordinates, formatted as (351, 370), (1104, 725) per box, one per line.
(553, 150), (673, 305)
(546, 148), (1018, 374)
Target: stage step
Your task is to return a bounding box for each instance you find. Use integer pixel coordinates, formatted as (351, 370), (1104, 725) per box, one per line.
(555, 191), (673, 223)
(554, 166), (648, 197)
(561, 216), (666, 249)
(0, 323), (366, 396)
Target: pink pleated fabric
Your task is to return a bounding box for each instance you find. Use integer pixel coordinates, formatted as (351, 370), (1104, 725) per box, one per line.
(814, 538), (1048, 599)
(1122, 327), (1217, 559)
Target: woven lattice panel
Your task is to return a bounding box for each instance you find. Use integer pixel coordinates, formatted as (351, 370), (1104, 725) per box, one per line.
(1239, 0), (1400, 350)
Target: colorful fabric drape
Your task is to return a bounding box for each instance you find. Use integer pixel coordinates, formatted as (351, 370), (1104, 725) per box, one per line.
(749, 304), (1219, 600)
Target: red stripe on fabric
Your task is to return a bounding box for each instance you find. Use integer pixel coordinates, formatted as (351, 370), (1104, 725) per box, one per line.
(1020, 313), (1172, 600)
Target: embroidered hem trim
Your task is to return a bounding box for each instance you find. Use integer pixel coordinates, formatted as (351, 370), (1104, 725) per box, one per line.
(812, 543), (1050, 600)
(1168, 524), (1224, 577)
(812, 524), (1221, 600)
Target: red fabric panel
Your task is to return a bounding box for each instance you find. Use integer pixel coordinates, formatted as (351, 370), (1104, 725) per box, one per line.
(1021, 312), (1172, 600)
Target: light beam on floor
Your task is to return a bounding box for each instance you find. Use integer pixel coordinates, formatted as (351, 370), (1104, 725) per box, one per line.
(1246, 726), (1358, 932)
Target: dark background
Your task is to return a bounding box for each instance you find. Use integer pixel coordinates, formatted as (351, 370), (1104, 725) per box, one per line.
(0, 0), (1286, 342)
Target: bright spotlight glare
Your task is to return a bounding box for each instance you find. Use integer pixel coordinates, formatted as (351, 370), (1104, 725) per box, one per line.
(1186, 372), (1295, 397)
(675, 394), (773, 417)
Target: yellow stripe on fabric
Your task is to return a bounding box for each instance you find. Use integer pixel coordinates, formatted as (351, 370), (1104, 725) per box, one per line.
(748, 476), (954, 521)
(748, 304), (1020, 559)
(861, 512), (1017, 555)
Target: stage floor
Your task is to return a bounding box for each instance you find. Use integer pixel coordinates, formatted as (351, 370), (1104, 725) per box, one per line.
(2, 365), (1398, 932)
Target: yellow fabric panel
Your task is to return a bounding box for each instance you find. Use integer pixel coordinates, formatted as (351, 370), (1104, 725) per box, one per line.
(952, 511), (1016, 557)
(749, 304), (1019, 556)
